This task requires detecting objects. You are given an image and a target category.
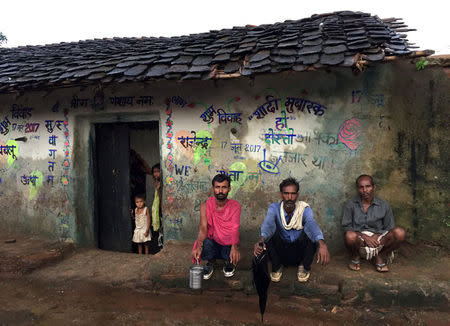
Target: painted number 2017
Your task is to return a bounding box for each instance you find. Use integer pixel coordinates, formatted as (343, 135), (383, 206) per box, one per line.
(245, 144), (261, 152)
(25, 123), (40, 133)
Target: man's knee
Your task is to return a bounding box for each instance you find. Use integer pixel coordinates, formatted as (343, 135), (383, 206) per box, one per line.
(202, 238), (214, 248)
(392, 227), (406, 242)
(344, 231), (358, 245)
(201, 238), (215, 257)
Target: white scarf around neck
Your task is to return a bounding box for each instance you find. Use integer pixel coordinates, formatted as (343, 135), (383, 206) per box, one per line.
(280, 201), (309, 230)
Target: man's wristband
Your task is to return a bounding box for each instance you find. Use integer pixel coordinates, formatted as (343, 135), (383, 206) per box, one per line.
(357, 235), (365, 244)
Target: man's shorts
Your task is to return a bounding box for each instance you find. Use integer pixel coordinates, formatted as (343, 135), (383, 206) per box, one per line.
(359, 231), (388, 260)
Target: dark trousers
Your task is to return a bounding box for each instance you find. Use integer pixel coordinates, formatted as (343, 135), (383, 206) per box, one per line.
(267, 231), (317, 272)
(201, 238), (231, 262)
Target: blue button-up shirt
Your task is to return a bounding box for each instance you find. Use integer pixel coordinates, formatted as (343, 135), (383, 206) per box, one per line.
(260, 202), (324, 243)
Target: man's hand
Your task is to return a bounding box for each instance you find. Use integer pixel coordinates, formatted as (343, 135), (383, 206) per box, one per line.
(191, 244), (203, 262)
(362, 233), (380, 248)
(230, 245), (241, 265)
(253, 241), (266, 257)
(316, 240), (330, 266)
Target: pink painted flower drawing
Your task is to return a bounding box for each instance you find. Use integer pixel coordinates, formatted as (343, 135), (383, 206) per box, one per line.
(338, 118), (362, 151)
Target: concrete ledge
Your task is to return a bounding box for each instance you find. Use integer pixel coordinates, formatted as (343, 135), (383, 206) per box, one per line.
(4, 235), (448, 310)
(144, 242), (449, 309)
(149, 268), (448, 309)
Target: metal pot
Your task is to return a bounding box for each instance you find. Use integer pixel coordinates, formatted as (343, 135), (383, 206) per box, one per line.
(189, 265), (203, 289)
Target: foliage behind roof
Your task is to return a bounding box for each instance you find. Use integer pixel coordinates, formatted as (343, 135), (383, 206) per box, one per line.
(0, 11), (433, 93)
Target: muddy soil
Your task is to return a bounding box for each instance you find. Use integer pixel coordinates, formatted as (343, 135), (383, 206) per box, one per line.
(0, 277), (448, 326)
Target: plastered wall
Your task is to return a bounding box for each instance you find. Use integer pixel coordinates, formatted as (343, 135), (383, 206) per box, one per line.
(0, 60), (448, 251)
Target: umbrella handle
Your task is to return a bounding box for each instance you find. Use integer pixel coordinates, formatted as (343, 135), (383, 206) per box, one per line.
(195, 258), (199, 265)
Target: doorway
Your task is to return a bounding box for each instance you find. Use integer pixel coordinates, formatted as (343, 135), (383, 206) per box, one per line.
(94, 121), (161, 253)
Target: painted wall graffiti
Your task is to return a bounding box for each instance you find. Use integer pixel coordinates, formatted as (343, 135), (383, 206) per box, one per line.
(58, 109), (70, 236)
(228, 161), (247, 198)
(5, 63), (437, 250)
(163, 96), (197, 233)
(175, 130), (212, 164)
(62, 112), (70, 185)
(44, 120), (65, 133)
(24, 123), (40, 133)
(0, 94), (75, 239)
(284, 96), (327, 116)
(351, 90), (385, 107)
(0, 144), (17, 158)
(174, 180), (209, 193)
(28, 170), (43, 200)
(21, 174), (39, 185)
(199, 97), (242, 125)
(200, 105), (216, 123)
(171, 96), (187, 107)
(221, 141), (262, 154)
(264, 127), (295, 145)
(51, 101), (60, 113)
(165, 99), (174, 172)
(249, 95), (327, 120)
(10, 122), (40, 133)
(295, 130), (340, 147)
(174, 164), (191, 176)
(216, 169), (244, 181)
(10, 104), (33, 119)
(338, 118), (362, 151)
(270, 150), (334, 171)
(109, 95), (153, 107)
(249, 95), (280, 120)
(217, 109), (242, 124)
(70, 93), (154, 110)
(5, 140), (18, 167)
(258, 149), (281, 174)
(193, 130), (212, 164)
(0, 116), (11, 135)
(176, 131), (212, 150)
(274, 111), (296, 130)
(71, 96), (91, 108)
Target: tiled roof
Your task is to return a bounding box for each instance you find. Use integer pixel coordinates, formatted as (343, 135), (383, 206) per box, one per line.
(0, 11), (434, 93)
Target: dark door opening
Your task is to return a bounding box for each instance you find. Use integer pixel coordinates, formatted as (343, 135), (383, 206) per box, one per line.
(94, 121), (161, 253)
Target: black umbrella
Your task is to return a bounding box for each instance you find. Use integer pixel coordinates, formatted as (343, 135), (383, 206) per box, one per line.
(252, 243), (270, 322)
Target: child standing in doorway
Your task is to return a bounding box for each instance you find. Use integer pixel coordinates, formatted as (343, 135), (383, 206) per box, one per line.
(151, 163), (163, 248)
(132, 194), (152, 254)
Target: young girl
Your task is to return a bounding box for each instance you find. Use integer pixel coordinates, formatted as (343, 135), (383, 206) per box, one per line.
(132, 194), (152, 254)
(151, 163), (163, 247)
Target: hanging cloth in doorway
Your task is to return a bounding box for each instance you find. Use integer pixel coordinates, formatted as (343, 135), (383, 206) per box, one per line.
(152, 189), (160, 231)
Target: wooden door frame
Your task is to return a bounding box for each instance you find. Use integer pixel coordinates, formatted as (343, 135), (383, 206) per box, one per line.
(73, 113), (161, 247)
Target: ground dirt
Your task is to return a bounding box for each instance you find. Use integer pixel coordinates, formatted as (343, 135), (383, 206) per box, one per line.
(0, 231), (449, 325)
(1, 277), (449, 326)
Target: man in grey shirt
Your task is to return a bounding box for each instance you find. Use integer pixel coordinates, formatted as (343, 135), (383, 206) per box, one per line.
(342, 175), (405, 272)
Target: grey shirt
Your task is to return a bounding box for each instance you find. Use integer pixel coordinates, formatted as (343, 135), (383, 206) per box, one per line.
(342, 196), (395, 234)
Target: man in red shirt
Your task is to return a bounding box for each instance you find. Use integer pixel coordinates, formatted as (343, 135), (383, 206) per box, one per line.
(191, 174), (241, 279)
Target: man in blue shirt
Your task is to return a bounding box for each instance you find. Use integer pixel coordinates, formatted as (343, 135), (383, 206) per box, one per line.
(254, 178), (330, 282)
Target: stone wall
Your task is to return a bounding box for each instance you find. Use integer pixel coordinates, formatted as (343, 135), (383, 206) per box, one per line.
(0, 60), (448, 251)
